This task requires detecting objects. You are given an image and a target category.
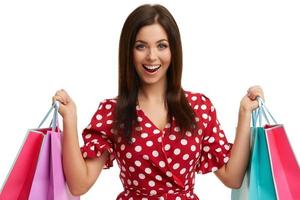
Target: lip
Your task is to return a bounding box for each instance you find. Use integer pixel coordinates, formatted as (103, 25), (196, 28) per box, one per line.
(142, 64), (161, 74)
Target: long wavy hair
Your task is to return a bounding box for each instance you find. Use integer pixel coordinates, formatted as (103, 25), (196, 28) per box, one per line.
(112, 4), (197, 143)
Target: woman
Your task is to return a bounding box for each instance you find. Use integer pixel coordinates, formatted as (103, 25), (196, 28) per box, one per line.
(53, 4), (264, 200)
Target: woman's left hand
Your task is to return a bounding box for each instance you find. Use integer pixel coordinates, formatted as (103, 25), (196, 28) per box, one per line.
(240, 85), (264, 113)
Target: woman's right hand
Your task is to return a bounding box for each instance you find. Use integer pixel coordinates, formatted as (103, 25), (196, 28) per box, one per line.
(52, 89), (77, 119)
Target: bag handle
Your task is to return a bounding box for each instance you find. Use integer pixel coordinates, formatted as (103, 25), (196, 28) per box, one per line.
(252, 97), (277, 127)
(38, 101), (60, 131)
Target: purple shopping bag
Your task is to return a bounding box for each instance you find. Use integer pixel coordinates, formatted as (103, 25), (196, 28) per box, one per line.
(28, 101), (79, 200)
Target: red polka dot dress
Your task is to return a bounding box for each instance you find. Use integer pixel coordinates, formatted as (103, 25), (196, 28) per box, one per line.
(80, 91), (232, 200)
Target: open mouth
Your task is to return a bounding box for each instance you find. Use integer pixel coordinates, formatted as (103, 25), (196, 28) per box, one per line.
(142, 64), (161, 73)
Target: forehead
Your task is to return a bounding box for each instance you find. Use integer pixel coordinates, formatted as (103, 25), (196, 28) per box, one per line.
(135, 23), (168, 42)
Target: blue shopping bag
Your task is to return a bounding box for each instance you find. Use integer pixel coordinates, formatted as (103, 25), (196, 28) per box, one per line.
(232, 98), (277, 200)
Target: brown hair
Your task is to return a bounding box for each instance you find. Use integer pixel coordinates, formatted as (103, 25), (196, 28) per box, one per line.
(113, 4), (197, 142)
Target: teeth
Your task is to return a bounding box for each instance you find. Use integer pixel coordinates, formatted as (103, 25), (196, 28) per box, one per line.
(144, 65), (160, 69)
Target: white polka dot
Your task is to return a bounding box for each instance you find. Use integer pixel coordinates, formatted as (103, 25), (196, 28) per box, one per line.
(150, 190), (157, 195)
(145, 168), (152, 174)
(155, 175), (162, 181)
(165, 123), (171, 128)
(135, 145), (142, 152)
(133, 180), (139, 186)
(159, 161), (166, 168)
(149, 180), (155, 187)
(208, 137), (215, 143)
(180, 168), (186, 175)
(169, 134), (176, 140)
(183, 154), (189, 160)
(127, 179), (131, 185)
(164, 144), (171, 151)
(185, 131), (192, 137)
(202, 113), (208, 119)
(191, 96), (197, 101)
(141, 133), (148, 138)
(194, 105), (199, 110)
(96, 114), (102, 120)
(83, 152), (87, 158)
(189, 159), (194, 165)
(152, 151), (159, 157)
(157, 137), (162, 143)
(195, 117), (200, 122)
(137, 117), (143, 122)
(143, 155), (149, 160)
(224, 157), (229, 162)
(198, 129), (203, 135)
(167, 158), (172, 163)
(126, 152), (132, 159)
(219, 140), (225, 145)
(120, 144), (125, 151)
(195, 137), (200, 143)
(135, 160), (142, 167)
(215, 148), (222, 152)
(135, 126), (142, 131)
(212, 167), (218, 172)
(203, 146), (210, 152)
(211, 106), (215, 112)
(85, 134), (91, 139)
(153, 129), (160, 134)
(204, 162), (208, 168)
(202, 96), (206, 101)
(191, 145), (196, 151)
(139, 173), (145, 179)
(180, 139), (187, 145)
(146, 141), (153, 147)
(105, 104), (112, 109)
(90, 146), (95, 151)
(166, 171), (172, 177)
(213, 127), (217, 133)
(145, 123), (152, 128)
(173, 163), (180, 170)
(106, 120), (113, 124)
(166, 182), (173, 187)
(201, 104), (207, 110)
(174, 126), (180, 132)
(208, 153), (212, 159)
(224, 144), (230, 150)
(174, 148), (181, 155)
(176, 197), (181, 200)
(129, 166), (135, 172)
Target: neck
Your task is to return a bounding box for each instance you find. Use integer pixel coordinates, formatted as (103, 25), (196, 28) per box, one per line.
(138, 80), (167, 104)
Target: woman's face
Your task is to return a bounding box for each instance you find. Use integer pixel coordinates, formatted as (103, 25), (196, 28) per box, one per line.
(133, 23), (171, 86)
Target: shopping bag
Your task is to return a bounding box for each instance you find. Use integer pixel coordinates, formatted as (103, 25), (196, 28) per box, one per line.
(0, 131), (44, 200)
(248, 127), (277, 200)
(28, 102), (79, 200)
(265, 125), (300, 198)
(231, 97), (277, 200)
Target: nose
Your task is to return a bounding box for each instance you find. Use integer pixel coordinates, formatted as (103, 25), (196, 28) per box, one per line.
(146, 48), (158, 61)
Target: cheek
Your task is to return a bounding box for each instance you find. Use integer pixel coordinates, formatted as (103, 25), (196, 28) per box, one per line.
(161, 50), (171, 65)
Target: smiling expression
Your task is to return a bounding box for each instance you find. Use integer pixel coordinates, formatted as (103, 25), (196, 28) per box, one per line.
(133, 23), (171, 86)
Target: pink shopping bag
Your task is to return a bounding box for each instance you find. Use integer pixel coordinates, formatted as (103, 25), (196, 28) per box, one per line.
(0, 130), (44, 200)
(265, 124), (300, 200)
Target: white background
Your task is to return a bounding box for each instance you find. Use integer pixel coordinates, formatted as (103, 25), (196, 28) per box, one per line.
(0, 0), (299, 199)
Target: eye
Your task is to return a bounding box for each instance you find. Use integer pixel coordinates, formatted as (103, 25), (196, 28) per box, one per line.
(135, 44), (146, 50)
(158, 43), (168, 49)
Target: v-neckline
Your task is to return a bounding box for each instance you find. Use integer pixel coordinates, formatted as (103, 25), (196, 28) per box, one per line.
(136, 103), (172, 133)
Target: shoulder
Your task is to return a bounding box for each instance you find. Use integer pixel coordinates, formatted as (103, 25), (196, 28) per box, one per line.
(94, 97), (118, 115)
(183, 90), (213, 108)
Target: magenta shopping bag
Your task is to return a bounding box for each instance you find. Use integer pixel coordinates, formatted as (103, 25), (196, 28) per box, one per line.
(0, 131), (44, 200)
(28, 102), (79, 200)
(265, 125), (300, 200)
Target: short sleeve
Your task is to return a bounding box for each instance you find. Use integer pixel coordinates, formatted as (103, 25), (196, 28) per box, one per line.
(195, 94), (232, 174)
(80, 99), (116, 169)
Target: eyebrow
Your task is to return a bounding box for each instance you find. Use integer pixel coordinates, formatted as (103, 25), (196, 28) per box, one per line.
(135, 39), (169, 44)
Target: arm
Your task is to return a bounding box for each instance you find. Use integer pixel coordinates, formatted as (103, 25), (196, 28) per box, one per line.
(54, 89), (109, 196)
(214, 86), (264, 189)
